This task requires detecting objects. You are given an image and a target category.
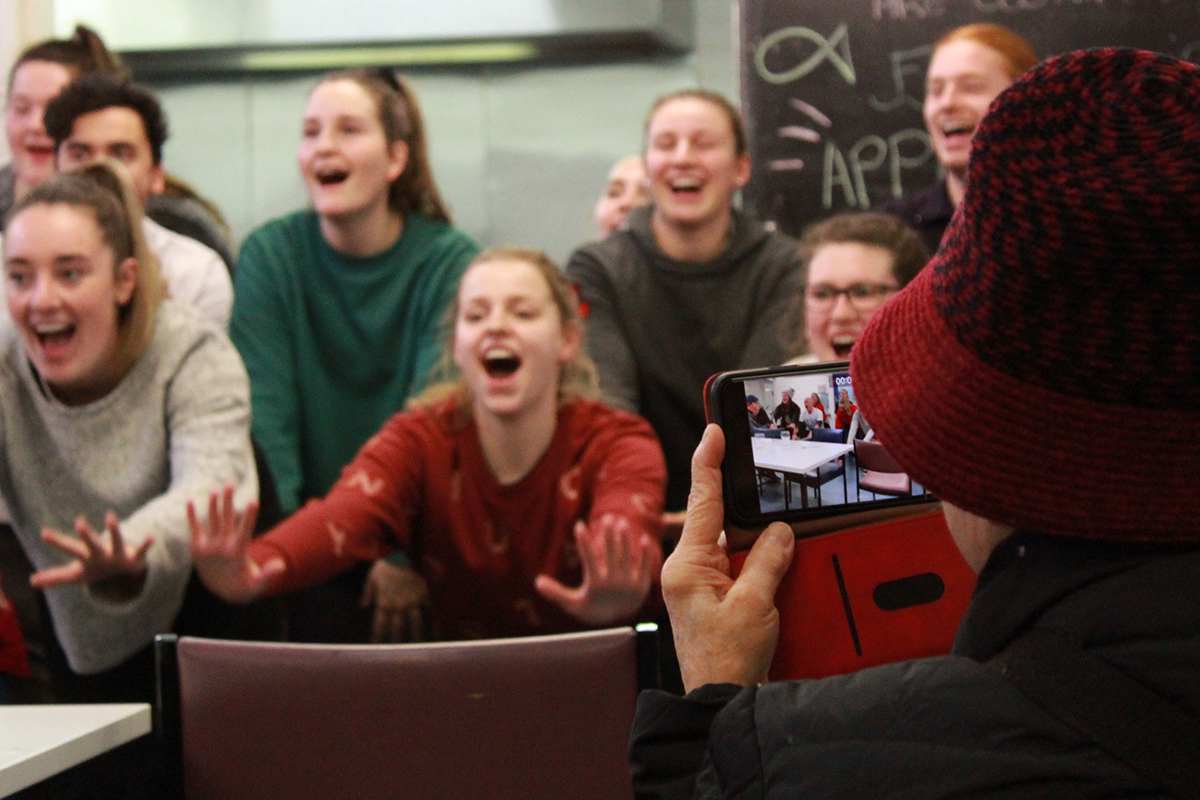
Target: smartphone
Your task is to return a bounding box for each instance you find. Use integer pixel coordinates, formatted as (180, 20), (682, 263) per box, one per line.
(705, 361), (936, 529)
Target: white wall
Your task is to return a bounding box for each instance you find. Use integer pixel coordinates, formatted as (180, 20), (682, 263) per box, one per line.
(140, 0), (738, 265)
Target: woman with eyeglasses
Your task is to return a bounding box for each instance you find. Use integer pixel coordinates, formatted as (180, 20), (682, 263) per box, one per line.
(787, 212), (929, 364)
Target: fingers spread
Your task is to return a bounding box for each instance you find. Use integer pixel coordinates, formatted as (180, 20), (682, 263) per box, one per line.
(29, 561), (85, 589)
(40, 527), (88, 560)
(534, 573), (580, 610)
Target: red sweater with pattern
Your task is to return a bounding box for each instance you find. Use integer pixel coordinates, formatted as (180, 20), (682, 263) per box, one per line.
(248, 397), (666, 639)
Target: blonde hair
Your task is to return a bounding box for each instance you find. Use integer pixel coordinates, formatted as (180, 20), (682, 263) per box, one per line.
(7, 161), (166, 381)
(409, 247), (599, 423)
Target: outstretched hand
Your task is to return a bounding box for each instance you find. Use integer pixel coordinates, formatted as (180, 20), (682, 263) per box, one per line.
(188, 484), (282, 604)
(535, 512), (661, 626)
(664, 424), (795, 693)
(31, 512), (153, 592)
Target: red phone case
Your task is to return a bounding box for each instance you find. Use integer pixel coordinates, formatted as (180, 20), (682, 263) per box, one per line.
(730, 509), (976, 680)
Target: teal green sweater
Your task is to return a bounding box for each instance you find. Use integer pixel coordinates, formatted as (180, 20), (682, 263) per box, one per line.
(232, 210), (478, 512)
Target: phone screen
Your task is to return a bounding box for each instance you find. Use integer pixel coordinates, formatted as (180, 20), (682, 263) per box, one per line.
(706, 361), (933, 528)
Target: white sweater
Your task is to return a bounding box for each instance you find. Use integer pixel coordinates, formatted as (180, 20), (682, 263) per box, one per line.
(0, 301), (255, 674)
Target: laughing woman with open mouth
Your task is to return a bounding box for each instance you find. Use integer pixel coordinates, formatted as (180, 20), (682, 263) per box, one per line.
(192, 247), (666, 641)
(230, 69), (479, 643)
(0, 163), (256, 711)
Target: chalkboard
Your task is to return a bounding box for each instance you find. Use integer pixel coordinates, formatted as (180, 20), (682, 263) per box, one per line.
(740, 0), (1200, 236)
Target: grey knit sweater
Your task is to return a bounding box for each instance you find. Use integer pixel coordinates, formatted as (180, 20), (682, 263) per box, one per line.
(0, 300), (255, 674)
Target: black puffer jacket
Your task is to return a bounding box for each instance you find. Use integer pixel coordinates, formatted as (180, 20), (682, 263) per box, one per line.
(631, 532), (1200, 798)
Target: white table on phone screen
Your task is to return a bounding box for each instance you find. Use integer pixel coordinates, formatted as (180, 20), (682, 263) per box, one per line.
(0, 703), (151, 796)
(751, 438), (854, 509)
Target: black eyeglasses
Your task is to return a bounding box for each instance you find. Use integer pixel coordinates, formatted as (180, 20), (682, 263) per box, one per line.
(804, 282), (899, 309)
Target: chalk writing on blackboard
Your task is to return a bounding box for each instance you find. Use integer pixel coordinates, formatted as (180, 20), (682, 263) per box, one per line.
(869, 46), (932, 112)
(824, 129), (932, 208)
(743, 0), (1200, 234)
(754, 23), (857, 85)
(873, 0), (948, 21)
(973, 0), (1106, 13)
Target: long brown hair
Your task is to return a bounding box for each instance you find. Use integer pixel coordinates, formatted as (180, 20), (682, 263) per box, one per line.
(318, 68), (451, 222)
(7, 161), (165, 382)
(410, 247), (599, 423)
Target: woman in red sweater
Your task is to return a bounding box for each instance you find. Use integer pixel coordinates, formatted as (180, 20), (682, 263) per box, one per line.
(834, 389), (858, 431)
(190, 247), (666, 641)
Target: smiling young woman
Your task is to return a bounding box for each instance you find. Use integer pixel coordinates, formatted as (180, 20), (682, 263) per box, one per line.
(567, 89), (801, 512)
(786, 212), (929, 363)
(0, 163), (257, 712)
(230, 68), (479, 643)
(0, 25), (124, 217)
(193, 247), (667, 642)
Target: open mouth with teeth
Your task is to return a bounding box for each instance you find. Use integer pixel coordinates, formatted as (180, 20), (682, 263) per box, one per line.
(940, 122), (976, 144)
(831, 336), (856, 359)
(316, 169), (349, 186)
(32, 322), (76, 357)
(482, 348), (522, 378)
(669, 177), (703, 197)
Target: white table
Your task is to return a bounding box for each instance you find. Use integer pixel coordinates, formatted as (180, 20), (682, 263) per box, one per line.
(0, 703), (151, 797)
(752, 438), (854, 509)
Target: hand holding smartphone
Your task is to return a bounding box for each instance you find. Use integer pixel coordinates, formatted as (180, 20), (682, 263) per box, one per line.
(705, 363), (975, 680)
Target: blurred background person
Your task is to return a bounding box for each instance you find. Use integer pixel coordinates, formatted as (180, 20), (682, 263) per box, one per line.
(875, 24), (1037, 252)
(230, 68), (479, 643)
(1, 25), (122, 218)
(788, 212), (928, 363)
(772, 388), (800, 438)
(568, 89), (799, 513)
(592, 154), (648, 238)
(44, 73), (233, 329)
(798, 394), (824, 436)
(1, 26), (233, 267)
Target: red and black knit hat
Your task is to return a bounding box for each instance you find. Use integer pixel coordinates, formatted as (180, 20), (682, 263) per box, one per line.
(852, 49), (1200, 541)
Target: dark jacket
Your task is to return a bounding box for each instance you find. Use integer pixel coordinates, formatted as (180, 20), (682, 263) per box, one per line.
(566, 206), (800, 510)
(772, 399), (800, 429)
(874, 181), (955, 254)
(630, 532), (1200, 798)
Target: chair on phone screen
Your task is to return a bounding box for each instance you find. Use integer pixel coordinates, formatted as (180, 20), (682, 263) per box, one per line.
(155, 626), (659, 800)
(854, 439), (912, 500)
(791, 427), (849, 507)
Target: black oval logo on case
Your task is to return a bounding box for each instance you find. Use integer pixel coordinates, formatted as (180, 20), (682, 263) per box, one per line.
(873, 573), (945, 610)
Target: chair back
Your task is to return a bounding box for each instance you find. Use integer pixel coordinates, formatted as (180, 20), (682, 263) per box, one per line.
(854, 439), (906, 473)
(810, 427), (845, 444)
(156, 628), (655, 800)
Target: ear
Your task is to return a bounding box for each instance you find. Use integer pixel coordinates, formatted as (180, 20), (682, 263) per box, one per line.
(149, 163), (166, 195)
(386, 140), (409, 184)
(733, 152), (752, 189)
(114, 256), (138, 306)
(558, 321), (581, 365)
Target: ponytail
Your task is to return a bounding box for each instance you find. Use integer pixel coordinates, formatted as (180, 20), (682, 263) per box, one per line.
(7, 24), (126, 92)
(319, 68), (452, 222)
